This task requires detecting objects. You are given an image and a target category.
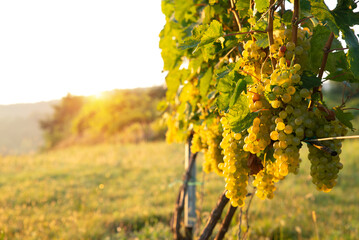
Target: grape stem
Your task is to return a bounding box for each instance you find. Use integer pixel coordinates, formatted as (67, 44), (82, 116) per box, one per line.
(239, 69), (261, 81)
(214, 46), (237, 69)
(280, 0), (285, 28)
(296, 16), (314, 25)
(229, 0), (242, 31)
(329, 47), (348, 52)
(268, 0), (276, 68)
(224, 30), (267, 37)
(257, 0), (284, 23)
(338, 87), (359, 109)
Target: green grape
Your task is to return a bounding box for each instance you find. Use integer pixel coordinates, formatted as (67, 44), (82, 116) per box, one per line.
(286, 42), (296, 51)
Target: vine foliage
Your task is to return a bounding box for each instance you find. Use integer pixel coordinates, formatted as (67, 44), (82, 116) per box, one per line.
(160, 0), (358, 237)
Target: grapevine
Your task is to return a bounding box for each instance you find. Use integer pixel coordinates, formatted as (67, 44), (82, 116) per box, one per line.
(160, 0), (359, 237)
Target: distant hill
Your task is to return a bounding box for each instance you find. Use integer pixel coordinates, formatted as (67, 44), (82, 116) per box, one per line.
(0, 101), (57, 155)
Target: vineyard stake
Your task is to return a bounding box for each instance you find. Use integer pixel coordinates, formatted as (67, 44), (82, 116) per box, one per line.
(184, 134), (196, 238)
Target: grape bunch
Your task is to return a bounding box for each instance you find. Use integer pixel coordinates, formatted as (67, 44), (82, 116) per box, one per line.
(307, 111), (347, 192)
(191, 120), (224, 176)
(217, 27), (348, 204)
(219, 117), (250, 207)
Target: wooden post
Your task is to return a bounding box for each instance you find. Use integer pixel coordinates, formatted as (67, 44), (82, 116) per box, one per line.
(184, 135), (196, 237)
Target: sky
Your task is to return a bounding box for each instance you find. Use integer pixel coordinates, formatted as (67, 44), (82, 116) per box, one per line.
(0, 0), (166, 104)
(0, 1), (355, 104)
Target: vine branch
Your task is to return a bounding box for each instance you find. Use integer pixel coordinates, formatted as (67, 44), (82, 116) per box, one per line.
(297, 15), (314, 25)
(214, 205), (238, 240)
(229, 0), (242, 31)
(329, 47), (348, 52)
(309, 32), (335, 109)
(268, 0), (276, 68)
(199, 191), (229, 240)
(291, 0), (299, 45)
(318, 32), (335, 80)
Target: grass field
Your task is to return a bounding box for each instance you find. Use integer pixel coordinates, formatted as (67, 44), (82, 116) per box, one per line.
(0, 141), (358, 239)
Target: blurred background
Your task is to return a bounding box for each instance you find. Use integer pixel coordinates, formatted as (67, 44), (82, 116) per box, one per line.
(0, 0), (358, 239)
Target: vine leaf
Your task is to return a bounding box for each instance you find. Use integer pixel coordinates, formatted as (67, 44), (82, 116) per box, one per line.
(216, 70), (239, 111)
(200, 67), (213, 98)
(311, 0), (359, 78)
(216, 63), (235, 79)
(255, 0), (269, 13)
(310, 25), (343, 74)
(179, 39), (201, 50)
(236, 0), (251, 18)
(332, 0), (359, 78)
(333, 107), (354, 131)
(300, 71), (321, 89)
(197, 20), (223, 49)
(310, 1), (339, 35)
(229, 74), (248, 107)
(227, 95), (258, 133)
(341, 28), (359, 78)
(165, 68), (182, 100)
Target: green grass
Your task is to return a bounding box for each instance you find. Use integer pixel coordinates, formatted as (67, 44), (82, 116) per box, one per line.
(0, 141), (358, 239)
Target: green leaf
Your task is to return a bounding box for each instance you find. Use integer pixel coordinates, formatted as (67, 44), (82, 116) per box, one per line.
(236, 0), (250, 18)
(165, 68), (189, 101)
(330, 0), (359, 78)
(165, 69), (181, 100)
(159, 19), (187, 71)
(174, 0), (196, 22)
(325, 69), (358, 83)
(216, 63), (235, 79)
(258, 145), (275, 162)
(300, 0), (312, 14)
(198, 20), (223, 47)
(332, 0), (359, 27)
(178, 38), (200, 50)
(342, 28), (359, 78)
(309, 25), (328, 72)
(227, 95), (258, 133)
(310, 0), (339, 35)
(193, 24), (209, 40)
(309, 25), (343, 73)
(333, 107), (354, 130)
(216, 67), (242, 111)
(300, 71), (321, 89)
(255, 0), (269, 13)
(254, 34), (269, 48)
(200, 68), (213, 98)
(229, 73), (247, 107)
(217, 72), (235, 94)
(281, 10), (293, 27)
(217, 92), (231, 111)
(161, 0), (175, 19)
